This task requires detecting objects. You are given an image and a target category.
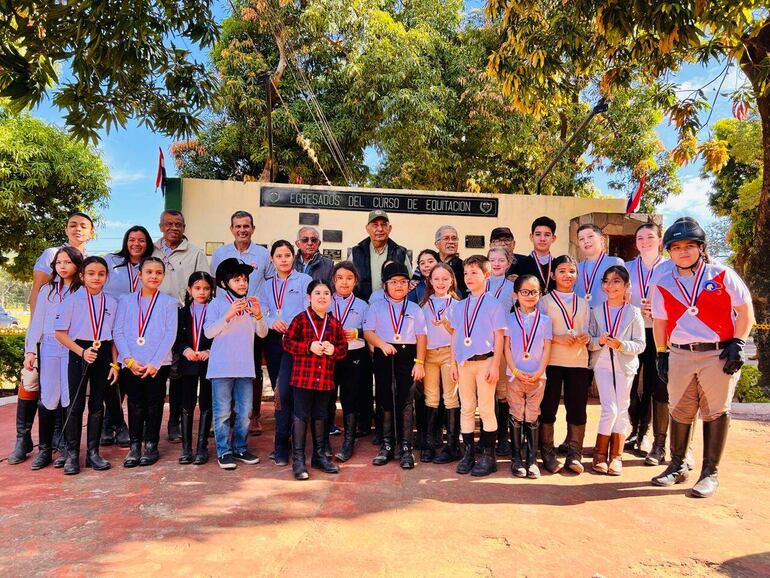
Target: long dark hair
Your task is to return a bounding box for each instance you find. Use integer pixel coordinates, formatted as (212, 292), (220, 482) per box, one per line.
(114, 226), (154, 267)
(47, 246), (83, 299)
(184, 271), (216, 306)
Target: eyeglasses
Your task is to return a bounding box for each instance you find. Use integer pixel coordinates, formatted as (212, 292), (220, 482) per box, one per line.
(299, 237), (320, 243)
(386, 279), (409, 286)
(518, 289), (540, 297)
(439, 236), (459, 243)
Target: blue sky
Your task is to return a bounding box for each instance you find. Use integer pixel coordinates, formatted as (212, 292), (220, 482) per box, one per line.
(29, 2), (745, 254)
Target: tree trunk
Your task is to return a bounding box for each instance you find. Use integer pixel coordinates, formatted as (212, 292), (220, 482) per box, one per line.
(258, 26), (289, 183)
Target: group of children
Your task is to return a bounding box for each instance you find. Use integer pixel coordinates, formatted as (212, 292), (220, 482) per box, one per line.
(11, 211), (754, 499)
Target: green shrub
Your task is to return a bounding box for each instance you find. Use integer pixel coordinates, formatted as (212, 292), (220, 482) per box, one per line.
(734, 366), (769, 403)
(0, 333), (24, 390)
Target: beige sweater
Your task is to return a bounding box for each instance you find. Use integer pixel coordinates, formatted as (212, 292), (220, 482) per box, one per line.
(538, 291), (590, 368)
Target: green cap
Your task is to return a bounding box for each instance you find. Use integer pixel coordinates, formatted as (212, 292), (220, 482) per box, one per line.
(367, 209), (390, 224)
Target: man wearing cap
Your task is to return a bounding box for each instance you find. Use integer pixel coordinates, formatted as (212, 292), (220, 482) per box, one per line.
(435, 225), (468, 297)
(507, 216), (557, 293)
(489, 227), (526, 279)
(294, 226), (334, 284)
(650, 216), (754, 498)
(348, 210), (412, 302)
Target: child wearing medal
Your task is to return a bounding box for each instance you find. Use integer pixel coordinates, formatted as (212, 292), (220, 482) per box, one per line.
(259, 240), (312, 466)
(575, 224), (624, 305)
(283, 281), (348, 480)
(54, 256), (119, 475)
(504, 274), (552, 479)
(364, 262), (427, 469)
(21, 247), (82, 470)
(175, 272), (216, 465)
(329, 261), (370, 462)
(419, 262), (460, 464)
(113, 257), (179, 468)
(487, 247), (516, 457)
(588, 266), (645, 475)
(445, 255), (507, 477)
(537, 255), (591, 474)
(205, 258), (269, 470)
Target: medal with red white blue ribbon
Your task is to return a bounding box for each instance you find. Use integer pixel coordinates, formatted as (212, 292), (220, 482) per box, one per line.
(514, 307), (541, 360)
(486, 277), (505, 299)
(582, 252), (605, 302)
(550, 291), (578, 336)
(191, 303), (207, 351)
(87, 291), (106, 349)
(388, 297), (407, 342)
(127, 262), (140, 293)
(603, 301), (626, 339)
(673, 259), (706, 316)
(306, 308), (329, 342)
(136, 291), (159, 346)
(636, 255), (661, 304)
(272, 276), (289, 317)
(427, 296), (451, 323)
(224, 292), (245, 316)
(463, 294), (485, 346)
(532, 251), (552, 291)
(333, 295), (355, 327)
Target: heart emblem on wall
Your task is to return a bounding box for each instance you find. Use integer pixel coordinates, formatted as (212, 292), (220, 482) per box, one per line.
(480, 202), (494, 214)
(269, 191), (280, 203)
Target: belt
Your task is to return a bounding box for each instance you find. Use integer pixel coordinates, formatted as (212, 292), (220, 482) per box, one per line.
(467, 352), (493, 362)
(670, 341), (730, 352)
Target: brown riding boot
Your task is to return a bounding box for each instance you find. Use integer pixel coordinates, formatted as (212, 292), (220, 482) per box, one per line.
(607, 432), (625, 476)
(591, 433), (610, 474)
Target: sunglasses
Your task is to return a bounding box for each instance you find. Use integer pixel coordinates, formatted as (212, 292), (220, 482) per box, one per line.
(299, 237), (320, 243)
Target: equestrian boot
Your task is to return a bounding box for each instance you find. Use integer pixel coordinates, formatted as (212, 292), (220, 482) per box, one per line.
(167, 378), (182, 443)
(414, 390), (427, 451)
(456, 432), (476, 475)
(193, 409), (212, 465)
(335, 413), (357, 462)
(592, 433), (610, 474)
(63, 410), (83, 475)
(400, 402), (415, 469)
(564, 423), (586, 474)
(311, 417), (339, 474)
(524, 421), (540, 479)
(496, 401), (512, 457)
(635, 405), (651, 457)
(115, 418), (130, 447)
(123, 396), (143, 468)
(53, 406), (67, 468)
(100, 412), (115, 446)
(139, 397), (163, 466)
(31, 404), (56, 470)
(539, 422), (563, 474)
(624, 423), (639, 451)
(372, 411), (394, 465)
(471, 430), (498, 477)
(179, 408), (194, 464)
(557, 430), (570, 455)
(7, 398), (37, 464)
(510, 417), (526, 478)
(372, 407), (383, 445)
(691, 413), (730, 498)
(292, 416), (309, 480)
(645, 401), (669, 466)
(420, 407), (438, 463)
(433, 407), (462, 464)
(607, 432), (625, 476)
(651, 418), (692, 487)
(685, 424), (696, 470)
(85, 410), (111, 470)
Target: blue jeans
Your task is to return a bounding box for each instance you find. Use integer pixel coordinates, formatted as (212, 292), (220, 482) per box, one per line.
(211, 377), (253, 458)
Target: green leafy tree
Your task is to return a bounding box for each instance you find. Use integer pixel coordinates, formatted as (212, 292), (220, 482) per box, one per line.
(486, 0), (770, 391)
(0, 108), (110, 279)
(0, 0), (218, 143)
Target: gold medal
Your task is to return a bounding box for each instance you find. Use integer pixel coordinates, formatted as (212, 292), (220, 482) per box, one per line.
(393, 334), (401, 342)
(585, 293), (592, 302)
(136, 337), (146, 346)
(92, 340), (101, 350)
(464, 337), (472, 346)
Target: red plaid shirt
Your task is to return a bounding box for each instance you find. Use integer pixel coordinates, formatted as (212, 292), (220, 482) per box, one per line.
(283, 308), (348, 391)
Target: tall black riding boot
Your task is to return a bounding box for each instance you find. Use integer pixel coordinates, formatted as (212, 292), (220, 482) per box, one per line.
(292, 416), (309, 480)
(524, 421), (540, 479)
(167, 377), (182, 443)
(456, 432), (476, 474)
(645, 401), (669, 466)
(400, 402), (415, 469)
(311, 417), (339, 473)
(372, 411), (394, 465)
(123, 397), (143, 468)
(539, 422), (563, 473)
(53, 405), (67, 468)
(179, 408), (194, 464)
(471, 430), (498, 477)
(372, 407), (383, 445)
(31, 404), (56, 470)
(101, 401), (116, 446)
(433, 407), (461, 464)
(85, 410), (111, 470)
(335, 413), (357, 462)
(651, 418), (691, 487)
(414, 389), (427, 450)
(63, 411), (83, 475)
(140, 397), (163, 466)
(420, 407), (438, 463)
(7, 398), (37, 464)
(691, 413), (730, 498)
(496, 401), (512, 457)
(193, 409), (212, 465)
(510, 417), (526, 477)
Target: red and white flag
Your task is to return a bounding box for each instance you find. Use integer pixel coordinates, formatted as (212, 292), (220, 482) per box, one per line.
(625, 175), (646, 214)
(155, 147), (167, 195)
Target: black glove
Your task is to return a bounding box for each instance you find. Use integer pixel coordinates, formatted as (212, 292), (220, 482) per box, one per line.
(656, 351), (669, 384)
(719, 338), (745, 375)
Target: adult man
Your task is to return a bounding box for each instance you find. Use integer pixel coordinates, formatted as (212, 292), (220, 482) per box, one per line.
(488, 227), (525, 279)
(509, 217), (558, 293)
(152, 209), (209, 442)
(651, 217), (754, 498)
(293, 226), (334, 283)
(348, 210), (412, 302)
(434, 225), (467, 297)
(210, 210), (274, 436)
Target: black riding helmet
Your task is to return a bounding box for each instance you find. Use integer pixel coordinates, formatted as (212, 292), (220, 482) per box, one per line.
(663, 216), (706, 250)
(215, 258), (254, 294)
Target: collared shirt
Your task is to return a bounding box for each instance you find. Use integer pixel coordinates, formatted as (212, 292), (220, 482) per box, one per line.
(368, 243), (412, 297)
(369, 289), (385, 306)
(204, 293), (269, 379)
(210, 241), (273, 297)
(486, 275), (515, 314)
(420, 295), (458, 349)
(446, 293), (507, 365)
(506, 309), (553, 375)
(625, 256), (671, 328)
(651, 261), (751, 345)
(364, 297), (427, 344)
(283, 308), (348, 391)
(25, 284), (72, 354)
(538, 290), (590, 368)
(54, 287), (117, 342)
(33, 243), (88, 275)
(103, 253), (142, 299)
(152, 237), (210, 305)
(258, 270), (313, 327)
(113, 291), (179, 367)
(329, 294), (368, 350)
(576, 254), (625, 304)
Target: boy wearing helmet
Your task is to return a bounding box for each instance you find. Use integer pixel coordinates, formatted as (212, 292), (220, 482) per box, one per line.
(650, 217), (754, 498)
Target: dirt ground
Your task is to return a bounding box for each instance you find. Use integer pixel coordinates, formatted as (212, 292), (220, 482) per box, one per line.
(1, 401), (768, 577)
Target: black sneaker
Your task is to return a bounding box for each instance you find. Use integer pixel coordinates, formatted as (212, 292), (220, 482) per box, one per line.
(233, 450), (260, 465)
(218, 454), (237, 470)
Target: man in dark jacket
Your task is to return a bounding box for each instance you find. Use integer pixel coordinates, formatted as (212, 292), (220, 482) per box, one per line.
(434, 225), (467, 297)
(294, 226), (334, 284)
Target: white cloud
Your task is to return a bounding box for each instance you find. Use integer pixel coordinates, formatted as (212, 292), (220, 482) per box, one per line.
(110, 168), (150, 185)
(660, 175), (716, 227)
(104, 219), (133, 229)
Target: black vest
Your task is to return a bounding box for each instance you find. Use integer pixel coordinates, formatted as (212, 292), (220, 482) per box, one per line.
(351, 238), (409, 301)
